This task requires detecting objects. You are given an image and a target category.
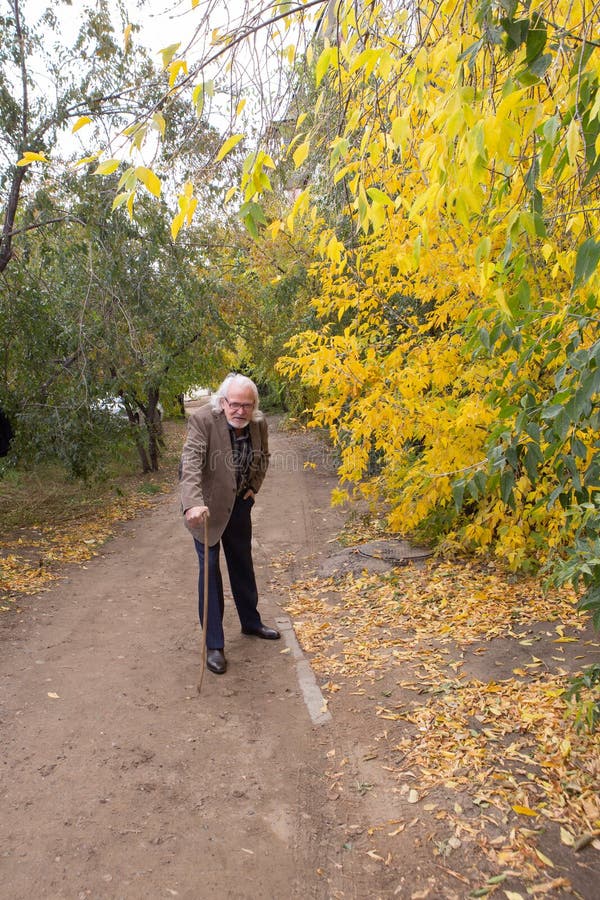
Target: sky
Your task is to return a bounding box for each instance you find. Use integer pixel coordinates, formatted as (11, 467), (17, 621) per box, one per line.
(24, 0), (306, 139)
(5, 0), (320, 185)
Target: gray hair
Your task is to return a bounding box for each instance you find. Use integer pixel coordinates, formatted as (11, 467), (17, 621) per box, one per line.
(211, 373), (263, 421)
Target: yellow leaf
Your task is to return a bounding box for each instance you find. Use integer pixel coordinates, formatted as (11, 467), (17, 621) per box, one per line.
(111, 192), (129, 211)
(293, 141), (310, 168)
(185, 197), (197, 225)
(135, 166), (161, 197)
(566, 118), (580, 165)
(152, 111), (166, 136)
(117, 166), (135, 190)
(315, 46), (335, 86)
(560, 827), (575, 846)
(512, 805), (538, 816)
(504, 893), (525, 900)
(160, 42), (181, 68)
(235, 98), (246, 117)
(93, 158), (121, 176)
(331, 488), (349, 506)
(171, 211), (184, 240)
(216, 133), (244, 162)
(494, 287), (512, 319)
(367, 187), (393, 207)
(391, 115), (410, 148)
(123, 23), (132, 51)
(192, 83), (204, 117)
(16, 151), (49, 166)
(47, 692), (59, 699)
(71, 153), (100, 168)
(72, 116), (92, 134)
(535, 848), (554, 867)
(168, 58), (188, 87)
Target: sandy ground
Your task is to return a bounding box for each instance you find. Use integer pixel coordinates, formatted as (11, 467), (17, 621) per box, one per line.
(1, 420), (599, 900)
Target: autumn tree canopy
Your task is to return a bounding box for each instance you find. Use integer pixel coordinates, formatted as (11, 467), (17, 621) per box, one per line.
(13, 1), (600, 619)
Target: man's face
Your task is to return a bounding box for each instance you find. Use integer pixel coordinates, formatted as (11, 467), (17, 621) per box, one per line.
(222, 384), (255, 429)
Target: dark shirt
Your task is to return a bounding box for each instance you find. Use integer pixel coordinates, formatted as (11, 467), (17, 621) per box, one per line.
(228, 424), (252, 494)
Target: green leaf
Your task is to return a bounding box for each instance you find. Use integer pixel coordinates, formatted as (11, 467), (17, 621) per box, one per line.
(501, 468), (515, 504)
(524, 443), (543, 481)
(238, 201), (267, 225)
(525, 19), (547, 63)
(452, 479), (466, 510)
(239, 200), (266, 239)
(573, 239), (600, 291)
(571, 435), (588, 459)
(243, 214), (258, 239)
(540, 403), (563, 420)
(160, 42), (181, 68)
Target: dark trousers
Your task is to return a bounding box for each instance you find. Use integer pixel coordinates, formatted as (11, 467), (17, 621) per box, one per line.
(193, 494), (262, 649)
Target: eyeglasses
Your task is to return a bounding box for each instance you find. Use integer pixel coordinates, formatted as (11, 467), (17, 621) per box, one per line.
(224, 398), (254, 412)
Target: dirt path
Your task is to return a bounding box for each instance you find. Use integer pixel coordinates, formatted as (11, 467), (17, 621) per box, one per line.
(0, 421), (352, 900)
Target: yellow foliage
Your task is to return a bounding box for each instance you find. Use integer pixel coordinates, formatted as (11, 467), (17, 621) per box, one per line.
(273, 0), (600, 567)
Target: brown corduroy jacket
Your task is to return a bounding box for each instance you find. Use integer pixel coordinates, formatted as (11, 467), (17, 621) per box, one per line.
(180, 404), (270, 546)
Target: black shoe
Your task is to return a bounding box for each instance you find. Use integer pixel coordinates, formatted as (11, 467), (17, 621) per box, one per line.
(241, 623), (281, 640)
(206, 648), (227, 674)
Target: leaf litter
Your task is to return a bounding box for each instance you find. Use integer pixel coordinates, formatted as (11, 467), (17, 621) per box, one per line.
(1, 489), (168, 608)
(284, 558), (600, 894)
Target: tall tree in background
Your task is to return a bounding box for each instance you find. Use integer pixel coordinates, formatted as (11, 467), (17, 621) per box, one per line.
(0, 0), (158, 273)
(0, 0), (232, 475)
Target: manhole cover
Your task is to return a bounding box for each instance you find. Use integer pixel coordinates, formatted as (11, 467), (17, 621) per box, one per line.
(356, 539), (433, 562)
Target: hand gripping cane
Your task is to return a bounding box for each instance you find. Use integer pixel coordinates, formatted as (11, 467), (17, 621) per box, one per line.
(197, 515), (210, 695)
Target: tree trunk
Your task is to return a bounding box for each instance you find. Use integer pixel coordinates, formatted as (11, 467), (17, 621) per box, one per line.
(145, 387), (163, 472)
(134, 430), (151, 474)
(0, 168), (26, 274)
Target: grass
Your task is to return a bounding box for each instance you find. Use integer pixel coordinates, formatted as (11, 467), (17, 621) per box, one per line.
(0, 420), (185, 532)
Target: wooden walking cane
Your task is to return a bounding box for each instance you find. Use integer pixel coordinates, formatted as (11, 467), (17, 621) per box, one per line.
(197, 515), (210, 695)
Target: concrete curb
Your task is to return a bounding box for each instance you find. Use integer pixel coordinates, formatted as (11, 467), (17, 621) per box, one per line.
(275, 616), (332, 726)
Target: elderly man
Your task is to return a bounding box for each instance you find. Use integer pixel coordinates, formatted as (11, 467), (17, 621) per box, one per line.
(180, 373), (280, 675)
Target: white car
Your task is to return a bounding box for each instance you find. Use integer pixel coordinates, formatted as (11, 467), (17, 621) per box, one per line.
(183, 386), (211, 402)
(93, 396), (163, 423)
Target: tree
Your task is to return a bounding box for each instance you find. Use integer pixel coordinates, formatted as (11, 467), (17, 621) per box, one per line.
(1, 167), (225, 475)
(0, 0), (233, 475)
(0, 0), (160, 274)
(270, 0), (600, 619)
